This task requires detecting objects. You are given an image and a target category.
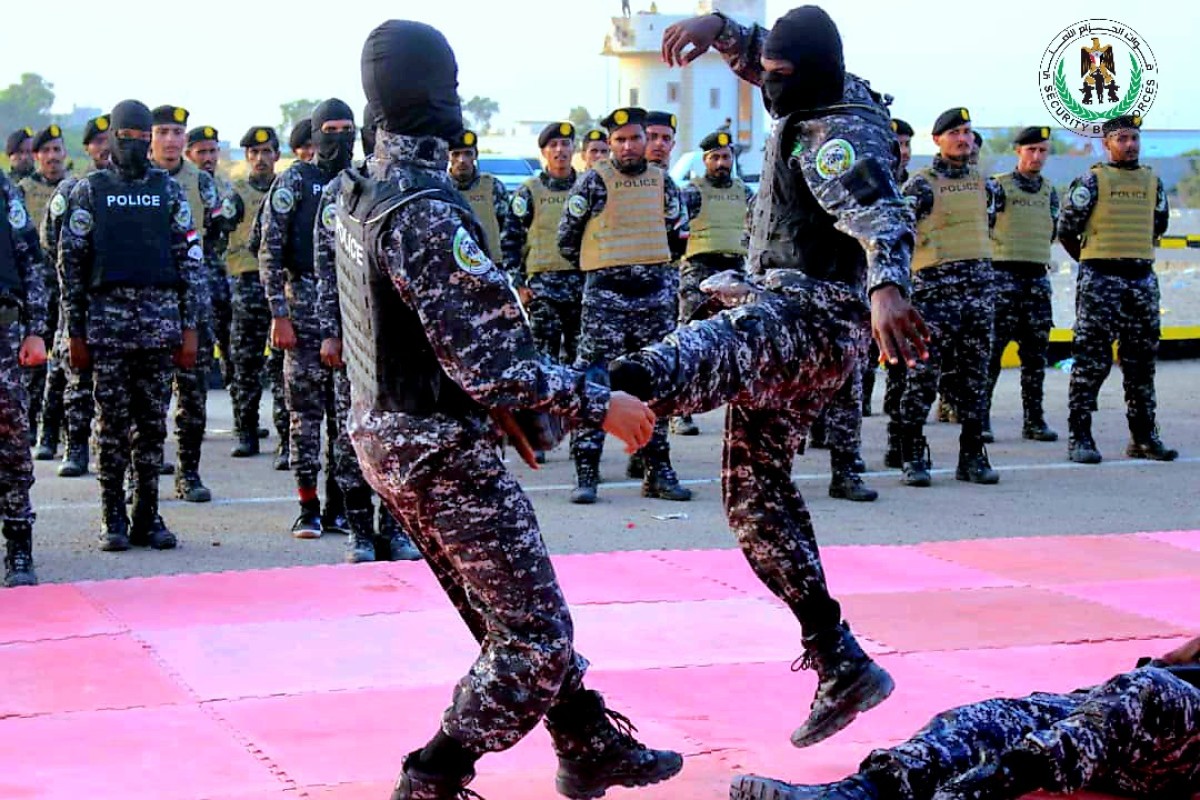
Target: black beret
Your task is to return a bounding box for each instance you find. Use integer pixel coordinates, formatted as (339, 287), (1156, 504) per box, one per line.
(932, 107), (971, 136)
(1013, 126), (1051, 146)
(449, 130), (479, 151)
(32, 124), (64, 152)
(538, 121), (575, 149)
(972, 130), (983, 146)
(600, 107), (647, 131)
(240, 126), (279, 149)
(289, 118), (313, 152)
(186, 126), (219, 146)
(1102, 114), (1142, 136)
(151, 105), (189, 127)
(699, 130), (734, 152)
(645, 110), (677, 131)
(582, 129), (606, 143)
(83, 115), (110, 145)
(6, 127), (33, 155)
(890, 118), (913, 137)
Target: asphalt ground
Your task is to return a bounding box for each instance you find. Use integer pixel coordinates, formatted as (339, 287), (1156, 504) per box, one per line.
(26, 360), (1200, 584)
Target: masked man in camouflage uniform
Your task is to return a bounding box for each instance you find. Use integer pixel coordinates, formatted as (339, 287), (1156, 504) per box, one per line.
(343, 20), (683, 800)
(1058, 114), (1176, 465)
(60, 99), (204, 552)
(448, 129), (509, 263)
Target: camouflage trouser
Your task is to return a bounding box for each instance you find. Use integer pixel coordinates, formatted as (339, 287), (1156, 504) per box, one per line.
(211, 267), (233, 387)
(1, 322), (34, 522)
(572, 302), (675, 467)
(349, 408), (589, 753)
(615, 281), (866, 634)
(49, 323), (95, 449)
(229, 273), (272, 437)
(899, 262), (995, 428)
(859, 667), (1200, 799)
(268, 346), (288, 440)
(814, 320), (870, 458)
(884, 362), (906, 420)
(986, 268), (1053, 421)
(1068, 264), (1160, 427)
(21, 363), (46, 442)
(528, 295), (582, 367)
(172, 327), (213, 473)
(283, 321), (336, 489)
(39, 347), (67, 443)
(329, 368), (370, 501)
(93, 349), (172, 502)
(678, 260), (732, 322)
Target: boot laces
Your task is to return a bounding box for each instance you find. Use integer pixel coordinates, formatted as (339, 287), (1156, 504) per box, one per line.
(791, 652), (817, 673)
(601, 706), (644, 749)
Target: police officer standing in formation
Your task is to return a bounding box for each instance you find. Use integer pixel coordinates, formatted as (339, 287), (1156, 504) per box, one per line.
(60, 99), (204, 552)
(259, 98), (356, 539)
(882, 117), (913, 467)
(149, 104), (219, 502)
(447, 129), (510, 263)
(580, 128), (610, 170)
(0, 160), (48, 586)
(343, 21), (682, 798)
(40, 115), (112, 479)
(6, 129), (36, 181)
(982, 125), (1060, 443)
(896, 107), (998, 488)
(558, 106), (692, 504)
(225, 126), (279, 458)
(18, 124), (69, 454)
(1059, 114), (1177, 464)
(620, 3), (925, 745)
(675, 129), (753, 437)
(289, 118), (315, 163)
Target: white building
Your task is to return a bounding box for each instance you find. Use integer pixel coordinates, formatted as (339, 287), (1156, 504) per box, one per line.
(602, 0), (766, 159)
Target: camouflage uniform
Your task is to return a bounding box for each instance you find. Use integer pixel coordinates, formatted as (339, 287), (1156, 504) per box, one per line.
(983, 171), (1060, 436)
(556, 156), (689, 498)
(501, 169), (585, 366)
(16, 172), (64, 444)
(246, 199), (290, 457)
(610, 19), (909, 740)
(225, 175), (273, 450)
(208, 174), (239, 388)
(677, 175), (752, 321)
(1, 171), (49, 584)
(59, 166), (205, 542)
(1058, 163), (1170, 447)
(451, 168), (510, 262)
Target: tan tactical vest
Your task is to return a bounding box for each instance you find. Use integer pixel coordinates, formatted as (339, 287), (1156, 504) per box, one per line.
(227, 179), (267, 276)
(1080, 164), (1156, 261)
(170, 160), (207, 236)
(522, 179), (574, 274)
(19, 175), (58, 236)
(912, 166), (992, 271)
(463, 173), (502, 262)
(685, 178), (748, 258)
(989, 173), (1053, 265)
(580, 160), (670, 271)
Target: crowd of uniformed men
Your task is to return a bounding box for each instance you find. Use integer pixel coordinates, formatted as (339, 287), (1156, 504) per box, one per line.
(0, 32), (1180, 593)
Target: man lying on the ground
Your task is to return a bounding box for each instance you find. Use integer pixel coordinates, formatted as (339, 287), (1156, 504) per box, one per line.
(731, 636), (1200, 800)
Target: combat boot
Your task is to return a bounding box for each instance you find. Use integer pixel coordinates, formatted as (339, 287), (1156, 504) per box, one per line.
(322, 480), (350, 535)
(642, 459), (692, 501)
(571, 457), (600, 505)
(273, 439), (291, 471)
(389, 751), (479, 800)
(57, 442), (89, 477)
(131, 482), (177, 549)
(1067, 413), (1102, 464)
(378, 506), (422, 561)
(883, 422), (903, 469)
(545, 689), (683, 799)
(900, 429), (932, 487)
(3, 520), (38, 588)
(291, 499), (323, 539)
(344, 509), (376, 564)
(159, 459), (175, 475)
(670, 414), (699, 436)
(230, 428), (259, 458)
(1127, 419), (1179, 462)
(33, 422), (59, 460)
(98, 496), (131, 552)
(624, 452), (644, 480)
(175, 469), (212, 502)
(1021, 410), (1059, 442)
(790, 622), (895, 748)
(829, 455), (878, 502)
(956, 427), (999, 485)
(730, 774), (880, 800)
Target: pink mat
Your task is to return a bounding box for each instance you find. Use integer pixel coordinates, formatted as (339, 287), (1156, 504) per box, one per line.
(3, 531), (1196, 800)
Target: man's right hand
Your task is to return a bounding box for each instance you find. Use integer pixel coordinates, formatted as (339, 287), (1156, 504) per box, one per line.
(661, 14), (726, 66)
(871, 284), (930, 368)
(69, 336), (90, 370)
(271, 316), (297, 350)
(602, 390), (657, 453)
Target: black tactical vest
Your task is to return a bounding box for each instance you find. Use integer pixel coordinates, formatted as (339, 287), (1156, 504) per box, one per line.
(749, 105), (889, 289)
(0, 189), (20, 294)
(284, 161), (327, 276)
(335, 165), (482, 416)
(89, 170), (176, 289)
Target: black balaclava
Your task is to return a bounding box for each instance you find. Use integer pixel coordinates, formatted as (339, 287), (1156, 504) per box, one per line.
(361, 103), (378, 157)
(761, 6), (845, 119)
(109, 100), (154, 178)
(361, 20), (463, 143)
(311, 98), (356, 175)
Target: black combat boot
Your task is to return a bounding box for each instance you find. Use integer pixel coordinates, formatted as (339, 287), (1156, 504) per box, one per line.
(901, 427), (932, 487)
(642, 459), (692, 501)
(883, 421), (903, 469)
(790, 622), (895, 748)
(730, 774), (881, 800)
(159, 459), (175, 475)
(571, 456), (600, 505)
(624, 452), (644, 480)
(956, 424), (1000, 485)
(322, 479), (350, 535)
(545, 689), (683, 799)
(57, 442), (89, 477)
(670, 414), (699, 435)
(829, 453), (878, 502)
(1022, 416), (1058, 442)
(344, 508), (376, 564)
(3, 520), (38, 588)
(99, 492), (131, 552)
(33, 421), (59, 460)
(378, 505), (422, 561)
(130, 481), (177, 550)
(175, 449), (211, 503)
(230, 425), (259, 458)
(1067, 412), (1102, 464)
(273, 439), (291, 471)
(1127, 418), (1179, 462)
(389, 751), (480, 800)
(291, 498), (323, 539)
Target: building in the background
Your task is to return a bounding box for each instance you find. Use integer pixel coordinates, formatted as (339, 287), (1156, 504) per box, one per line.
(602, 0), (765, 162)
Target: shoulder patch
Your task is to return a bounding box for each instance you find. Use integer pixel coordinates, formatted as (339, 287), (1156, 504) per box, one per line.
(200, 181), (218, 208)
(49, 193), (68, 218)
(220, 196), (237, 219)
(7, 201), (28, 230)
(320, 202), (337, 231)
(174, 203), (193, 230)
(187, 244), (204, 261)
(815, 139), (857, 180)
(68, 208), (93, 237)
(567, 194), (588, 218)
(666, 194), (680, 219)
(452, 227), (491, 276)
(1069, 185), (1091, 208)
(271, 186), (295, 214)
(510, 194), (528, 217)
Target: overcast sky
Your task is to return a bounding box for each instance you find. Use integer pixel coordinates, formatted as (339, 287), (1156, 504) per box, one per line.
(2, 0), (1194, 143)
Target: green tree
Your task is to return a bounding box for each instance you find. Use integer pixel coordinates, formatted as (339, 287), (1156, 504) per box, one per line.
(568, 106), (595, 132)
(279, 98), (320, 139)
(463, 96), (500, 133)
(0, 73), (56, 134)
